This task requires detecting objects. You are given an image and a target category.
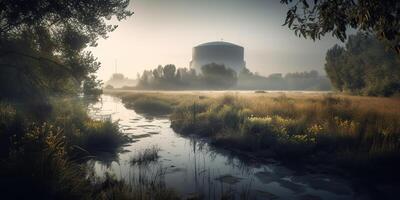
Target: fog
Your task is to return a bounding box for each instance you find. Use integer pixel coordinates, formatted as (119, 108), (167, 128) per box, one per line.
(90, 0), (342, 81)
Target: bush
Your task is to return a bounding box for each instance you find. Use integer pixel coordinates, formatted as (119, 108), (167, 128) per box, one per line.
(125, 97), (173, 115)
(0, 123), (93, 199)
(78, 120), (129, 154)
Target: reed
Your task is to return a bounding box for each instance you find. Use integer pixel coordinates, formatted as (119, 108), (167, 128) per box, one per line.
(130, 145), (161, 166)
(115, 91), (400, 178)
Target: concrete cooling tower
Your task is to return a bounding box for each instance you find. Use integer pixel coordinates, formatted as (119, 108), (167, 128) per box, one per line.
(190, 41), (245, 73)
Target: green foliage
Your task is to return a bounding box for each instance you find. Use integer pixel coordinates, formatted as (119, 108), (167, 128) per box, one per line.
(281, 0), (400, 52)
(0, 0), (132, 102)
(325, 33), (400, 96)
(0, 99), (149, 199)
(165, 92), (400, 175)
(83, 74), (103, 99)
(48, 98), (130, 156)
(123, 96), (174, 115)
(0, 123), (93, 199)
(78, 120), (129, 154)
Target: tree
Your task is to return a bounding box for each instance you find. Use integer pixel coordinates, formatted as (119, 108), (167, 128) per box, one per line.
(163, 64), (177, 81)
(325, 45), (346, 90)
(200, 63), (238, 89)
(281, 0), (400, 53)
(83, 75), (103, 99)
(0, 0), (133, 102)
(111, 73), (125, 80)
(325, 33), (400, 96)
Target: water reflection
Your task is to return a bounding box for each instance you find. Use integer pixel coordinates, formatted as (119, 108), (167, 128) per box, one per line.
(88, 95), (356, 200)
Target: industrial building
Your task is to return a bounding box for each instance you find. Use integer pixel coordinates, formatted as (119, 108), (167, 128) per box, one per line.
(190, 41), (246, 73)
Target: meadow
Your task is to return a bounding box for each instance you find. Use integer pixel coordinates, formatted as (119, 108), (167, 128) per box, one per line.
(110, 90), (400, 182)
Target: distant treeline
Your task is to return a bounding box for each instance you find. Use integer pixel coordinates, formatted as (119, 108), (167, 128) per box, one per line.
(325, 32), (400, 96)
(135, 63), (331, 91)
(237, 68), (331, 91)
(137, 63), (237, 90)
(105, 73), (137, 89)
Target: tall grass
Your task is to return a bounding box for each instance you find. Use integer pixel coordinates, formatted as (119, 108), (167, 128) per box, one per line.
(115, 91), (400, 179)
(0, 99), (150, 199)
(93, 171), (179, 200)
(0, 123), (93, 199)
(130, 145), (161, 166)
(78, 120), (129, 154)
(48, 98), (130, 157)
(125, 97), (173, 115)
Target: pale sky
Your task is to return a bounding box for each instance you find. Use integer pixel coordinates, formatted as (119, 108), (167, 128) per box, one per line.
(90, 0), (342, 81)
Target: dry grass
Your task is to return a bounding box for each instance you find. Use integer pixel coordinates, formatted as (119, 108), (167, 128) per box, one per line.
(113, 90), (400, 179)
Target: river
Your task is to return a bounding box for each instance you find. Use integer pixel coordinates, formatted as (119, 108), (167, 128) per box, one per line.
(88, 95), (357, 200)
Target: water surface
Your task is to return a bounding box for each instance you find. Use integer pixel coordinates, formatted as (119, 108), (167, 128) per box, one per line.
(89, 95), (357, 200)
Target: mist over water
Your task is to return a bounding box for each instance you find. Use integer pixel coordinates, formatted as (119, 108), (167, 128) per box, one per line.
(89, 95), (355, 199)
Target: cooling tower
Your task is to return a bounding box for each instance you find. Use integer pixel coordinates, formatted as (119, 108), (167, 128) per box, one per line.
(190, 41), (245, 73)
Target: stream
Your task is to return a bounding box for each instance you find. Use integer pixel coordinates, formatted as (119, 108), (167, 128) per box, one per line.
(88, 95), (359, 200)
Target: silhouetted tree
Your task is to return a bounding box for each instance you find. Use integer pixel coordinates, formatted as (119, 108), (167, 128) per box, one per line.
(237, 67), (331, 91)
(325, 45), (346, 91)
(325, 33), (400, 96)
(83, 75), (103, 98)
(281, 0), (400, 53)
(0, 0), (132, 102)
(136, 65), (331, 91)
(163, 64), (177, 81)
(200, 63), (237, 89)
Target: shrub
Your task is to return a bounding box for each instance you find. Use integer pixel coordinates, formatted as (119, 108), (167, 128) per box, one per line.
(0, 123), (93, 199)
(78, 120), (129, 154)
(125, 97), (173, 115)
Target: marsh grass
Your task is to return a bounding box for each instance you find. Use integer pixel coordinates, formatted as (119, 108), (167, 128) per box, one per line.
(0, 123), (94, 199)
(94, 170), (179, 200)
(130, 145), (161, 166)
(129, 97), (173, 115)
(79, 120), (130, 154)
(114, 91), (400, 179)
(48, 98), (130, 157)
(0, 99), (147, 199)
(116, 93), (181, 115)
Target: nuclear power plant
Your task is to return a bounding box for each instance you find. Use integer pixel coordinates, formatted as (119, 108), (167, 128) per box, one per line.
(190, 41), (246, 73)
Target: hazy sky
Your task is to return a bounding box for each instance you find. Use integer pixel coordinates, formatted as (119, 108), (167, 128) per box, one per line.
(90, 0), (343, 81)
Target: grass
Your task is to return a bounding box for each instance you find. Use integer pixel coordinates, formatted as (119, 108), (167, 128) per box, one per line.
(48, 98), (130, 157)
(94, 171), (179, 200)
(130, 145), (161, 166)
(78, 120), (130, 154)
(0, 122), (93, 199)
(119, 93), (178, 115)
(112, 91), (400, 181)
(0, 98), (179, 199)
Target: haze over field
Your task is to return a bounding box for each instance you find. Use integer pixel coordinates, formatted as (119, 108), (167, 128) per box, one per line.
(91, 0), (342, 81)
(2, 0), (400, 199)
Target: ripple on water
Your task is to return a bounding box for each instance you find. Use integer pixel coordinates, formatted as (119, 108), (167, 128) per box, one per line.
(215, 174), (243, 185)
(130, 133), (152, 139)
(254, 190), (279, 199)
(89, 95), (357, 200)
(293, 175), (352, 195)
(166, 167), (186, 174)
